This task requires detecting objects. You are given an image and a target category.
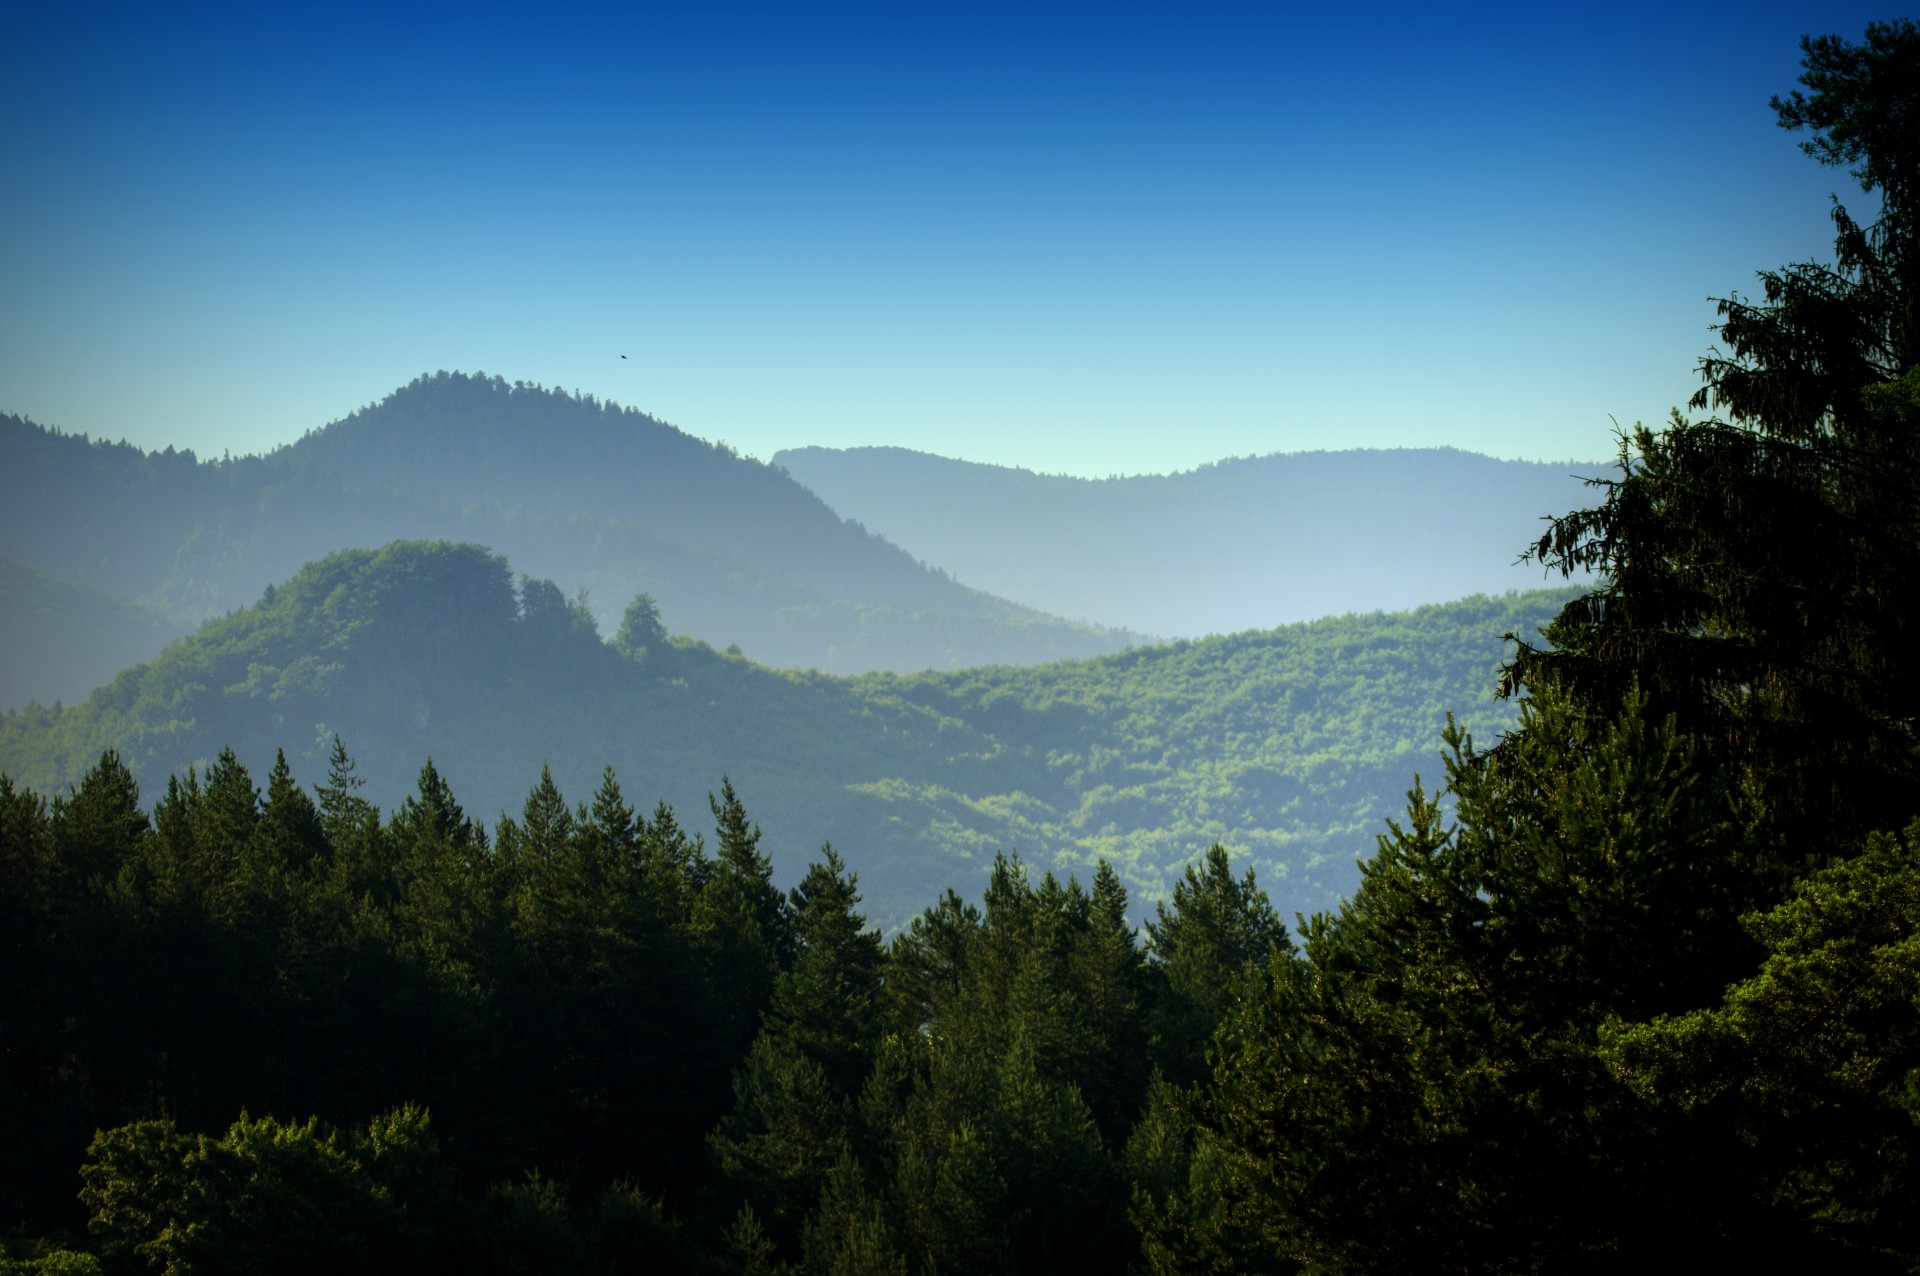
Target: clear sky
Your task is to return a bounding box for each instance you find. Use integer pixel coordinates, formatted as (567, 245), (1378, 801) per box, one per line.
(0, 1), (1899, 477)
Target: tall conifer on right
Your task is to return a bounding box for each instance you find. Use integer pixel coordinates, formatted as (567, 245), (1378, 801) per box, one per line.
(1194, 20), (1920, 1269)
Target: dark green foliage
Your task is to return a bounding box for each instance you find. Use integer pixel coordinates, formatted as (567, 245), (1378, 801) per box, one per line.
(828, 856), (1146, 1272)
(711, 848), (884, 1256)
(1186, 22), (1920, 1271)
(700, 847), (1178, 1271)
(3, 741), (1295, 1270)
(0, 1246), (101, 1276)
(1603, 821), (1920, 1268)
(799, 1153), (907, 1276)
(0, 744), (777, 1265)
(1143, 844), (1290, 1087)
(1196, 694), (1754, 1268)
(1512, 19), (1920, 868)
(73, 1104), (691, 1275)
(712, 1033), (854, 1256)
(79, 1107), (459, 1276)
(773, 849), (887, 1097)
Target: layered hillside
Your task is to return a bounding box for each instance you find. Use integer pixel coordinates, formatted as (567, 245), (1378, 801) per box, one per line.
(0, 377), (1138, 699)
(0, 540), (1572, 926)
(0, 557), (188, 710)
(774, 445), (1607, 634)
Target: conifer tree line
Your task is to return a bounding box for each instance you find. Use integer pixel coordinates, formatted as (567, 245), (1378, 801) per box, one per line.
(1, 741), (1285, 1272)
(5, 20), (1920, 1273)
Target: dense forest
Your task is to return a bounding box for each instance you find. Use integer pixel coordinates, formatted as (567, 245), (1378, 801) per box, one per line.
(773, 445), (1603, 635)
(5, 21), (1920, 1273)
(1, 743), (1285, 1272)
(0, 538), (1566, 927)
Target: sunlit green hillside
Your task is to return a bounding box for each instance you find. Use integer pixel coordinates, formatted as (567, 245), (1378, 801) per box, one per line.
(0, 540), (1571, 925)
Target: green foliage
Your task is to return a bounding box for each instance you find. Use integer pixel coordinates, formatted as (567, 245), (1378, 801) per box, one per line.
(1126, 1073), (1285, 1276)
(1143, 844), (1291, 1087)
(711, 847), (886, 1258)
(1602, 821), (1920, 1265)
(0, 1252), (102, 1276)
(2, 726), (1309, 1270)
(800, 1153), (906, 1276)
(1513, 21), (1920, 867)
(1186, 22), (1920, 1271)
(79, 1106), (455, 1276)
(0, 541), (1567, 929)
(612, 591), (666, 659)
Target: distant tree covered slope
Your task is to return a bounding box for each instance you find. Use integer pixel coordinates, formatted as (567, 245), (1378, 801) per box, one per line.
(0, 557), (188, 711)
(775, 444), (1605, 634)
(276, 372), (987, 613)
(0, 540), (1571, 926)
(0, 376), (1137, 680)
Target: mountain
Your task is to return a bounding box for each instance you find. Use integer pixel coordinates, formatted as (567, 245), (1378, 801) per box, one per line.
(0, 540), (1572, 927)
(0, 376), (1138, 697)
(773, 445), (1609, 635)
(0, 557), (189, 711)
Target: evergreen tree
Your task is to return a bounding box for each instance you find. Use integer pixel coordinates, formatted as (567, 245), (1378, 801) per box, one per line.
(694, 778), (789, 1059)
(712, 847), (885, 1259)
(1603, 820), (1920, 1267)
(1143, 844), (1290, 1087)
(1512, 18), (1920, 867)
(1193, 22), (1920, 1268)
(613, 592), (667, 659)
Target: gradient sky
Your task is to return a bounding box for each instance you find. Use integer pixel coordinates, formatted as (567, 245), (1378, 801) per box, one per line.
(0, 1), (1899, 477)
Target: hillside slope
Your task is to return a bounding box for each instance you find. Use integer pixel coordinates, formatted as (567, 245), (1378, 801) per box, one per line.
(0, 541), (1571, 925)
(775, 445), (1607, 634)
(0, 557), (188, 711)
(0, 377), (1137, 689)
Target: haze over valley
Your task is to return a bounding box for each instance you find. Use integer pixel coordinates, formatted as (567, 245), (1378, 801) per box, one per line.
(0, 376), (1584, 925)
(777, 444), (1604, 635)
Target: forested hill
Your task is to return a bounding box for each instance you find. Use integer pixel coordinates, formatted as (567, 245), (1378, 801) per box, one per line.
(0, 378), (1137, 697)
(0, 540), (1571, 927)
(774, 444), (1607, 634)
(274, 373), (993, 614)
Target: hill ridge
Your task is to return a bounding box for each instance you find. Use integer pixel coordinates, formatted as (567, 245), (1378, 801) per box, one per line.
(0, 538), (1573, 926)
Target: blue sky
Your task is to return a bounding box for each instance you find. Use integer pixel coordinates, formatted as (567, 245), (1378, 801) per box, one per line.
(0, 1), (1898, 476)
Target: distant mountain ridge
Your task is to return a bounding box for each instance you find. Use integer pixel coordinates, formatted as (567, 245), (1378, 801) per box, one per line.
(0, 539), (1572, 926)
(277, 373), (979, 613)
(0, 374), (1140, 703)
(774, 444), (1609, 636)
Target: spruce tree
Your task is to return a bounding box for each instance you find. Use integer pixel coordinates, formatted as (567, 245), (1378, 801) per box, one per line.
(1194, 22), (1920, 1268)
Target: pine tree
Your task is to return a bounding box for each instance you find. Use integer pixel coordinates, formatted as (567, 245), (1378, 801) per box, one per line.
(1143, 844), (1289, 1087)
(711, 847), (884, 1259)
(694, 778), (789, 1059)
(1511, 18), (1920, 868)
(1193, 22), (1920, 1268)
